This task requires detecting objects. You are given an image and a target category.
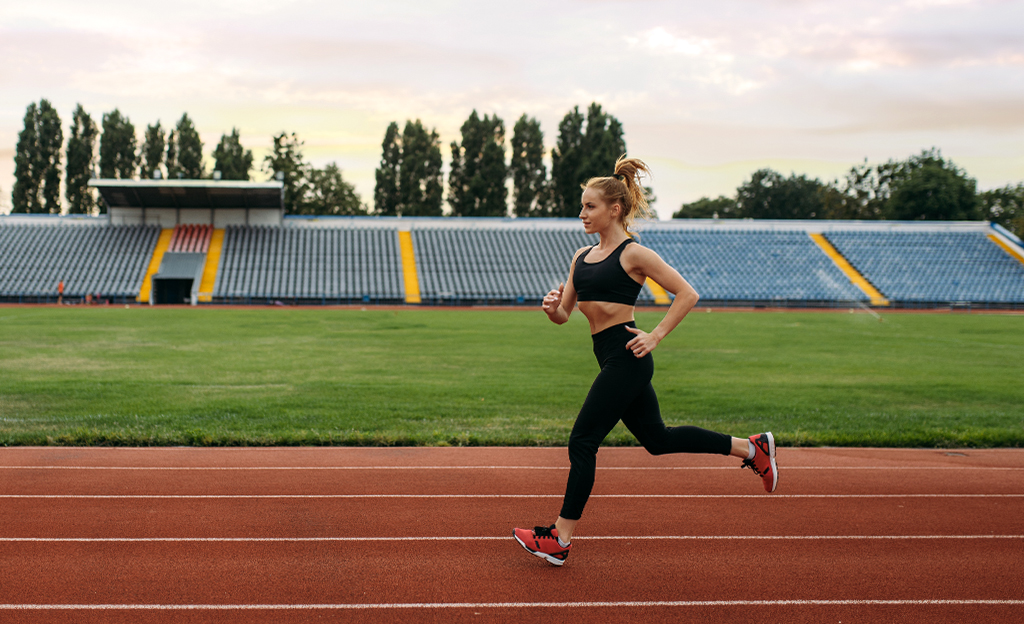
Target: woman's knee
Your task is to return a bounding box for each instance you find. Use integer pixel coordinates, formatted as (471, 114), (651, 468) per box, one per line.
(642, 438), (670, 456)
(567, 432), (600, 464)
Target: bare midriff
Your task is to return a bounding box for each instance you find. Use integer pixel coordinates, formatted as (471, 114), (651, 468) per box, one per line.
(579, 300), (636, 335)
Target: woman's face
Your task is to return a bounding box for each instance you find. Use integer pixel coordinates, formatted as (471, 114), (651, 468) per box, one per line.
(579, 187), (622, 235)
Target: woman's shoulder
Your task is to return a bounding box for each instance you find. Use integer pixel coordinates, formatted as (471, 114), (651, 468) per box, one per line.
(572, 245), (592, 260)
(620, 238), (662, 266)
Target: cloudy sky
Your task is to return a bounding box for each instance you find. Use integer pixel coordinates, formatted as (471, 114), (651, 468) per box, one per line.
(2, 0), (1022, 216)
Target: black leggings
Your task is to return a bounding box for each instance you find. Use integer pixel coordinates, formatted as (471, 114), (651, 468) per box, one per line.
(560, 322), (732, 521)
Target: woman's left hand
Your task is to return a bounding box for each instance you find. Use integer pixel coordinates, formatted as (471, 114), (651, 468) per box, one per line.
(625, 326), (659, 358)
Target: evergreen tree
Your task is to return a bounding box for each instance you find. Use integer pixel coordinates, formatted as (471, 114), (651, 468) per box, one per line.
(12, 100), (63, 214)
(549, 103), (627, 217)
(373, 120), (443, 216)
(212, 128), (253, 181)
(11, 102), (40, 213)
(172, 113), (204, 179)
(99, 108), (137, 180)
(549, 106), (585, 217)
(301, 163), (366, 215)
(65, 104), (99, 215)
(38, 100), (63, 213)
(374, 122), (401, 215)
(262, 131), (307, 215)
(166, 128), (179, 179)
(448, 110), (508, 217)
(398, 120), (444, 216)
(510, 114), (547, 217)
(139, 122), (166, 180)
(580, 103), (625, 179)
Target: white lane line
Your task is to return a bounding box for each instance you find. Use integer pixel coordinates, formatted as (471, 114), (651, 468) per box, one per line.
(1, 600), (1023, 610)
(2, 535), (1021, 542)
(1, 494), (1021, 499)
(0, 465), (1021, 470)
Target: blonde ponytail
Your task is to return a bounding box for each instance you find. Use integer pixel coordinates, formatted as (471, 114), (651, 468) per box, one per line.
(582, 155), (654, 235)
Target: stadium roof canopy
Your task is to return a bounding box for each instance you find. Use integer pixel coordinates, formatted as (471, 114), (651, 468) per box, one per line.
(89, 179), (283, 211)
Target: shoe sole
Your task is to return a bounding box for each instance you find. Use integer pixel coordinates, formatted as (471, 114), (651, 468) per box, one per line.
(513, 531), (566, 566)
(764, 431), (778, 493)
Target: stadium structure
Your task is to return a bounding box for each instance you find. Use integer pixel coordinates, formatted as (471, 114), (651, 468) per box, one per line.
(1, 179), (1023, 308)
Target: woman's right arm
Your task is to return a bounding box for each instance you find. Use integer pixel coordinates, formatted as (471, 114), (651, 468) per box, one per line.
(542, 247), (585, 325)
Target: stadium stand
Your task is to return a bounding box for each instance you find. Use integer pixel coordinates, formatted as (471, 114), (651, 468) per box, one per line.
(167, 224), (212, 253)
(411, 227), (634, 304)
(826, 229), (1024, 304)
(3, 187), (1024, 308)
(640, 229), (869, 305)
(212, 225), (404, 303)
(0, 221), (159, 303)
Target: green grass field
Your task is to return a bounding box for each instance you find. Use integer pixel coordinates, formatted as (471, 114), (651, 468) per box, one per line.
(0, 306), (1021, 448)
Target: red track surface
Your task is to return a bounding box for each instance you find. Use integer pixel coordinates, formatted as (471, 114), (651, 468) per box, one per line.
(1, 447), (1022, 623)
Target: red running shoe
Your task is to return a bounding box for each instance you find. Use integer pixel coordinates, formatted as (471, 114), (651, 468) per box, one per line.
(742, 432), (779, 493)
(513, 525), (571, 566)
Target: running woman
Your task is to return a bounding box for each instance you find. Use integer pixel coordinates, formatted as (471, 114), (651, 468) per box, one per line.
(513, 156), (778, 566)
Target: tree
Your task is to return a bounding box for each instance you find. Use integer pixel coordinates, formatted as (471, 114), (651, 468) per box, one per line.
(673, 196), (737, 219)
(139, 122), (166, 180)
(11, 103), (39, 213)
(301, 163), (366, 215)
(99, 109), (137, 180)
(549, 103), (626, 217)
(549, 106), (585, 218)
(580, 102), (625, 180)
(819, 160), (892, 220)
(373, 120), (444, 217)
(979, 183), (1024, 237)
(448, 110), (508, 217)
(12, 100), (63, 214)
(374, 122), (401, 215)
(398, 120), (444, 216)
(510, 114), (547, 217)
(212, 128), (253, 181)
(735, 169), (826, 219)
(65, 104), (99, 215)
(262, 132), (308, 215)
(171, 113), (204, 179)
(166, 128), (179, 179)
(883, 149), (979, 221)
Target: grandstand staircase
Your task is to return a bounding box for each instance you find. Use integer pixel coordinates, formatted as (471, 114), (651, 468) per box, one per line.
(809, 233), (890, 306)
(138, 225), (224, 304)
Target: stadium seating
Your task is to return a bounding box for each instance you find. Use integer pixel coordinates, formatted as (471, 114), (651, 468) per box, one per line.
(640, 229), (868, 303)
(212, 225), (404, 303)
(826, 230), (1024, 303)
(411, 228), (636, 304)
(2, 216), (1022, 307)
(168, 224), (212, 253)
(0, 223), (159, 301)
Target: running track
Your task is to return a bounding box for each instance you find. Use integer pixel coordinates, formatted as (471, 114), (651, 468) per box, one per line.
(1, 447), (1022, 623)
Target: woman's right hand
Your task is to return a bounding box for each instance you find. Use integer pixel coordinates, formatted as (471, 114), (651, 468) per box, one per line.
(542, 283), (565, 316)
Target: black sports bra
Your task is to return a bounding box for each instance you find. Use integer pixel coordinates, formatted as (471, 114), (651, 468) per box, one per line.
(573, 238), (644, 306)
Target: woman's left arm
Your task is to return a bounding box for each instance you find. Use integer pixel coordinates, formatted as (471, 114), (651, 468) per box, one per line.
(624, 245), (699, 358)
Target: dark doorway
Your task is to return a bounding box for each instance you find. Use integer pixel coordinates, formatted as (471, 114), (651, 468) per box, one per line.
(153, 278), (194, 304)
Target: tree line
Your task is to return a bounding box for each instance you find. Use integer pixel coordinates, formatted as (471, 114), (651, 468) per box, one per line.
(372, 103), (628, 217)
(674, 149), (1024, 236)
(10, 99), (363, 216)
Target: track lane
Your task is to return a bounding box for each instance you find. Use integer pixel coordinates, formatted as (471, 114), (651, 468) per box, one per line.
(4, 466), (1022, 496)
(0, 498), (1020, 539)
(2, 540), (1022, 605)
(2, 447), (1022, 624)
